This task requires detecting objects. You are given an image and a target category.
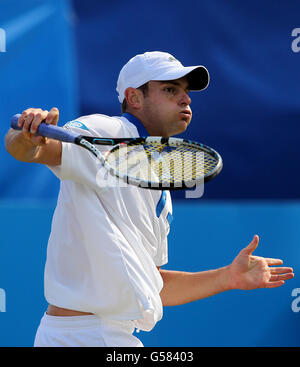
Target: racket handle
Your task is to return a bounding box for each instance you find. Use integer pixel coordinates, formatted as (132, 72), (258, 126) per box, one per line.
(11, 114), (79, 143)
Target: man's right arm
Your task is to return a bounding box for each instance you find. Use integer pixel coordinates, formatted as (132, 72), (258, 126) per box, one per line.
(4, 108), (62, 166)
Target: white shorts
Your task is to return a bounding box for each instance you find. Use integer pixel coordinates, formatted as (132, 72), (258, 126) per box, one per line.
(34, 313), (144, 347)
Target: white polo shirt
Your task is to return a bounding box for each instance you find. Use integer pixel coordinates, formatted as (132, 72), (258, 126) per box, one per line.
(45, 113), (172, 331)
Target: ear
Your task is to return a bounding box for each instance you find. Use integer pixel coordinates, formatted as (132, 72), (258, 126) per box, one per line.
(124, 87), (143, 110)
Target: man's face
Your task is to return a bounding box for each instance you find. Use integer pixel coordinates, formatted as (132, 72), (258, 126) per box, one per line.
(140, 76), (192, 137)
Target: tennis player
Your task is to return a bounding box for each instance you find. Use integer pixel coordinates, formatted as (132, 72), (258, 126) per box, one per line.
(5, 51), (294, 347)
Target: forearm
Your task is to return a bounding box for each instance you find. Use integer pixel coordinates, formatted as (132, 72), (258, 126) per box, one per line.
(159, 267), (232, 306)
(5, 128), (61, 165)
(5, 129), (41, 162)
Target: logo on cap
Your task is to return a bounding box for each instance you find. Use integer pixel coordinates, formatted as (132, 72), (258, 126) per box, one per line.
(168, 56), (178, 62)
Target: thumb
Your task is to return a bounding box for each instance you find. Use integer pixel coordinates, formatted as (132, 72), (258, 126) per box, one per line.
(241, 235), (259, 255)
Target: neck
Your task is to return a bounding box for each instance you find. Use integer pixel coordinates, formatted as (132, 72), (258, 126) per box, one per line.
(122, 112), (149, 137)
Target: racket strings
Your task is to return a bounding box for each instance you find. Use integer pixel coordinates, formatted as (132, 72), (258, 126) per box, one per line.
(106, 142), (219, 185)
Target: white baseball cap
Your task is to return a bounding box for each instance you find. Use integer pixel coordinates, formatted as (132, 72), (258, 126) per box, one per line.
(116, 51), (210, 103)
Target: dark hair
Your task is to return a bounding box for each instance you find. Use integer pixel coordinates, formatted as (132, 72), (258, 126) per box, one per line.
(121, 82), (149, 113)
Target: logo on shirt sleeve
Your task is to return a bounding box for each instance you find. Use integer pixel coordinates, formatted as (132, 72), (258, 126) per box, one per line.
(65, 120), (89, 131)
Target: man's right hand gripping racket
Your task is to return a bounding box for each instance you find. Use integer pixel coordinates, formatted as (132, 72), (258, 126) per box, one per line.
(11, 114), (223, 190)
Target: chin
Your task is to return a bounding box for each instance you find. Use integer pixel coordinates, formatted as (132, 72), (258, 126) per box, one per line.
(169, 125), (187, 137)
(177, 119), (189, 133)
(167, 118), (190, 136)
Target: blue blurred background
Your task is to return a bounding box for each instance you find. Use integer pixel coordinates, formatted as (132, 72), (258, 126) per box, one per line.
(0, 0), (299, 346)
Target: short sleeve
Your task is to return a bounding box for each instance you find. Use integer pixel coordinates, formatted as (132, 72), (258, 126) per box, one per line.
(48, 140), (101, 185)
(47, 114), (129, 188)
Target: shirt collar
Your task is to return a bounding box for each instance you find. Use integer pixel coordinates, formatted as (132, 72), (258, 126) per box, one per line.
(122, 112), (149, 137)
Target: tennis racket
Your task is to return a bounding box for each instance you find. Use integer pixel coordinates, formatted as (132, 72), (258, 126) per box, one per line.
(11, 114), (223, 190)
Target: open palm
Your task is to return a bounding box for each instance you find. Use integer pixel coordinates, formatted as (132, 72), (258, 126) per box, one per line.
(228, 235), (294, 290)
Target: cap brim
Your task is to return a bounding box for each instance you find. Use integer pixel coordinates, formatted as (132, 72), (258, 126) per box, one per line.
(151, 65), (209, 91)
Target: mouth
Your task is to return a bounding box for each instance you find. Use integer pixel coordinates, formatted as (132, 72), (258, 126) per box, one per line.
(179, 110), (192, 122)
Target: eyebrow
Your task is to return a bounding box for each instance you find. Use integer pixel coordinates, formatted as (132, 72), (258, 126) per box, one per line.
(159, 80), (190, 92)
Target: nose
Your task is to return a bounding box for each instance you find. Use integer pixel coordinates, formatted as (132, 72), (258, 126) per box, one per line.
(178, 91), (191, 106)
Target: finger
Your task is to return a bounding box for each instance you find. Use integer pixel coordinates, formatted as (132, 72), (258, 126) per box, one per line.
(18, 108), (35, 127)
(45, 107), (59, 125)
(265, 258), (283, 266)
(270, 267), (294, 274)
(265, 280), (285, 288)
(23, 130), (33, 141)
(22, 111), (36, 133)
(241, 235), (259, 256)
(30, 110), (48, 134)
(269, 273), (294, 282)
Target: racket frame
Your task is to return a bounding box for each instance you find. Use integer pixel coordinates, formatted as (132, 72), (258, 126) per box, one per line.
(78, 135), (223, 189)
(11, 114), (223, 190)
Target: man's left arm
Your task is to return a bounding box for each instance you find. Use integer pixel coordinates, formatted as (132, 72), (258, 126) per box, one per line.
(158, 235), (294, 307)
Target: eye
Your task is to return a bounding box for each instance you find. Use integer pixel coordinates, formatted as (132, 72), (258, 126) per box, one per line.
(164, 86), (176, 94)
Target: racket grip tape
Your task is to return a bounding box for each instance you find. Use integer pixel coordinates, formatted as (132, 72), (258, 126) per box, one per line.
(11, 114), (78, 143)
